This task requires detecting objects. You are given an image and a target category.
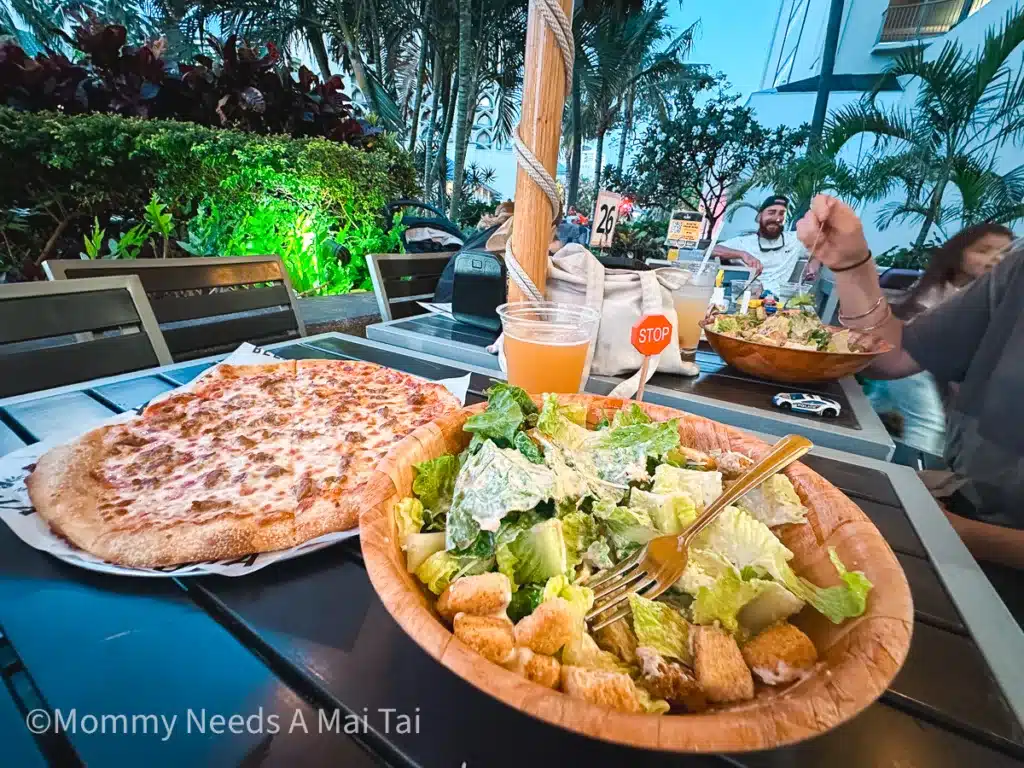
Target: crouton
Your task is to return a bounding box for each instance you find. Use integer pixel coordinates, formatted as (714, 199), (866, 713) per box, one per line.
(513, 598), (576, 655)
(504, 647), (561, 689)
(561, 666), (643, 713)
(437, 572), (512, 621)
(693, 626), (754, 703)
(453, 614), (515, 665)
(594, 618), (639, 666)
(635, 646), (708, 712)
(741, 622), (818, 685)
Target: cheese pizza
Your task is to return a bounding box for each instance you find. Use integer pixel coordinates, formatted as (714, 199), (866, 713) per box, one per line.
(26, 360), (460, 567)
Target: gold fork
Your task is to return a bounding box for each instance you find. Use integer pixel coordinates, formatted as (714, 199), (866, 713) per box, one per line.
(585, 434), (813, 631)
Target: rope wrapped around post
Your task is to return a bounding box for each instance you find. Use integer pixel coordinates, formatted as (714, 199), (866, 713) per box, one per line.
(504, 0), (574, 302)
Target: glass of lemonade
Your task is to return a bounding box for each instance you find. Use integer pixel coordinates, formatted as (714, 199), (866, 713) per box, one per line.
(497, 302), (600, 394)
(671, 264), (716, 360)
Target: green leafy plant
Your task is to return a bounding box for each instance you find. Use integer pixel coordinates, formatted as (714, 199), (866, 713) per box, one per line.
(81, 218), (105, 259)
(0, 109), (418, 289)
(142, 194), (173, 258)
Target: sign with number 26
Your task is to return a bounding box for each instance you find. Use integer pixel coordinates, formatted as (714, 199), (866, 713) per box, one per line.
(590, 189), (622, 248)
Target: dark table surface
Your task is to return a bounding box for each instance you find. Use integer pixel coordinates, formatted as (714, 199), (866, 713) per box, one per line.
(365, 313), (895, 460)
(1, 332), (1021, 767)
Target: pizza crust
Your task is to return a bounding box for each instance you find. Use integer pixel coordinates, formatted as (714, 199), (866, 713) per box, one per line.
(24, 360), (461, 568)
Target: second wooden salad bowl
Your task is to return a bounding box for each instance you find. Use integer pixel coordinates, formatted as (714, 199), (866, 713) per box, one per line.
(702, 321), (893, 384)
(360, 394), (912, 753)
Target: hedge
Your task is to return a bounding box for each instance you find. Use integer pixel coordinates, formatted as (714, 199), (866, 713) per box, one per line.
(0, 108), (419, 294)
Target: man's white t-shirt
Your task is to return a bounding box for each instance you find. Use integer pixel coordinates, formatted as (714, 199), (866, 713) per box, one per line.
(719, 233), (808, 294)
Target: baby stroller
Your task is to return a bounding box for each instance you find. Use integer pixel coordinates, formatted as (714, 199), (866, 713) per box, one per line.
(385, 200), (466, 253)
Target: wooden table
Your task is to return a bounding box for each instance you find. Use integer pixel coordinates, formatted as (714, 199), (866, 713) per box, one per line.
(365, 314), (896, 460)
(1, 332), (1021, 767)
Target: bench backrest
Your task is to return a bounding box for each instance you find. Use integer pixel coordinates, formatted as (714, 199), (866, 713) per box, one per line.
(43, 256), (305, 361)
(0, 276), (172, 398)
(367, 252), (455, 321)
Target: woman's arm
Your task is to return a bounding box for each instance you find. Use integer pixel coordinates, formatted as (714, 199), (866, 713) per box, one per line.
(943, 510), (1024, 570)
(796, 197), (920, 379)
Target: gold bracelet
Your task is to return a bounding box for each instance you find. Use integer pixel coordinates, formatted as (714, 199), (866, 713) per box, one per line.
(844, 304), (892, 333)
(838, 295), (885, 323)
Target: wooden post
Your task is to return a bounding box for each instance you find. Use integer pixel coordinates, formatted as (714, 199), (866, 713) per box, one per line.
(507, 0), (574, 302)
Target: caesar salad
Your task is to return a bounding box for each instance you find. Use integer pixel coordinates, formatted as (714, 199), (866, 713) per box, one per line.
(709, 308), (867, 353)
(394, 386), (872, 714)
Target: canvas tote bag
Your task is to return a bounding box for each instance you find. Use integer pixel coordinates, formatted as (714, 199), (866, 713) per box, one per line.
(546, 244), (696, 396)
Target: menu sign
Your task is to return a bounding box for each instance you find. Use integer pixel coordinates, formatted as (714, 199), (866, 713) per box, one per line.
(666, 210), (704, 248)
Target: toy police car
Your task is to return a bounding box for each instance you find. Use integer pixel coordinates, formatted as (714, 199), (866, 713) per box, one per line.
(772, 392), (841, 417)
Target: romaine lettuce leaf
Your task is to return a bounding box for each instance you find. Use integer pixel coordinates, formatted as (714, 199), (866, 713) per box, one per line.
(597, 420), (679, 456)
(561, 628), (632, 672)
(414, 551), (461, 595)
(629, 488), (697, 535)
(561, 511), (599, 569)
(484, 382), (538, 416)
(542, 574), (594, 620)
(690, 569), (765, 633)
(693, 504), (794, 580)
(394, 497), (424, 541)
(737, 474), (808, 527)
(446, 440), (557, 549)
(783, 548), (872, 624)
(412, 455), (459, 520)
(584, 539), (615, 570)
(611, 403), (652, 428)
(514, 431), (544, 464)
(536, 433), (624, 504)
(464, 387), (527, 444)
(676, 548), (738, 595)
(651, 465), (724, 508)
(628, 594), (692, 663)
(507, 518), (568, 584)
(737, 581), (805, 635)
(593, 499), (658, 557)
(636, 687), (671, 715)
(403, 531), (446, 573)
(537, 393), (594, 449)
(494, 511), (543, 590)
(507, 584), (545, 622)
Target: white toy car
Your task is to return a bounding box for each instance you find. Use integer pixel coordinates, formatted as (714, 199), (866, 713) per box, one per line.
(772, 392), (841, 418)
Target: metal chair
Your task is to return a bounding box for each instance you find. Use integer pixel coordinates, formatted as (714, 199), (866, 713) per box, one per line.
(367, 252), (455, 321)
(0, 276), (172, 398)
(43, 256), (305, 361)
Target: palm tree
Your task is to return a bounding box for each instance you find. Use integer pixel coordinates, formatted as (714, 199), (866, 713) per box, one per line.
(574, 0), (699, 197)
(823, 8), (1024, 253)
(446, 0), (526, 221)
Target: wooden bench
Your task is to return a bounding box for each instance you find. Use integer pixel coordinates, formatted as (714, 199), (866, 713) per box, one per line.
(0, 276), (172, 398)
(43, 256), (305, 361)
(367, 252), (455, 321)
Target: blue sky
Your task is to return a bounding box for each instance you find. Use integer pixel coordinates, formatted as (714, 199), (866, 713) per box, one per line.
(669, 1), (780, 99)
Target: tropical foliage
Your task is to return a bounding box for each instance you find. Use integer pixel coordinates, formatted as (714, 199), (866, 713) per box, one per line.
(819, 8), (1024, 251)
(0, 109), (415, 290)
(607, 78), (807, 233)
(0, 11), (373, 144)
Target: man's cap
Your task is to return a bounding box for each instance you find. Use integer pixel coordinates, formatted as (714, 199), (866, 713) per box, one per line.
(758, 195), (789, 214)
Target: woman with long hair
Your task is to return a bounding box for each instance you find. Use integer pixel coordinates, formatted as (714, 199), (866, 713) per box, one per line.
(866, 223), (1014, 456)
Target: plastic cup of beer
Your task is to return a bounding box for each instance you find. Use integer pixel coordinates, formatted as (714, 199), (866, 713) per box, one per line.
(671, 264), (716, 359)
(497, 302), (600, 394)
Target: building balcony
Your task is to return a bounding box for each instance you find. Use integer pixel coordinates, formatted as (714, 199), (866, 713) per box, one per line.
(876, 0), (987, 46)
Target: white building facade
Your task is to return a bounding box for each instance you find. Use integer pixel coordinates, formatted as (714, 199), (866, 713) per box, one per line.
(729, 0), (1021, 253)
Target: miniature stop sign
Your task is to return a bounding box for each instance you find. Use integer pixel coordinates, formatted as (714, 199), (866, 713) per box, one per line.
(629, 314), (673, 403)
(631, 314), (673, 356)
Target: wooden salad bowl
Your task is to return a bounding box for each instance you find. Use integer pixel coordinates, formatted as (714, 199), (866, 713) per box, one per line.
(360, 394), (912, 753)
(702, 321), (893, 384)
